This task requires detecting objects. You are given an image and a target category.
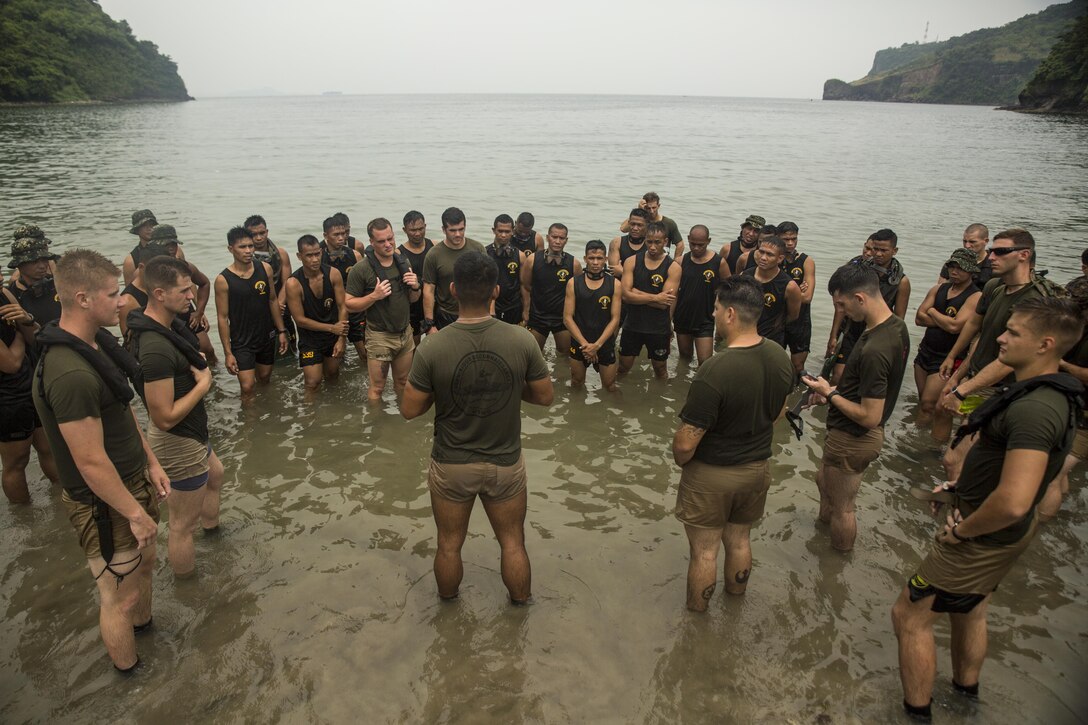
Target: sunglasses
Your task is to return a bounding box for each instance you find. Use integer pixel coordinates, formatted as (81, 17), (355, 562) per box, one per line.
(988, 246), (1030, 256)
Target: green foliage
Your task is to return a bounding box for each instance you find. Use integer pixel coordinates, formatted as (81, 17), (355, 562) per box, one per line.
(0, 0), (189, 103)
(1019, 11), (1088, 110)
(825, 0), (1087, 106)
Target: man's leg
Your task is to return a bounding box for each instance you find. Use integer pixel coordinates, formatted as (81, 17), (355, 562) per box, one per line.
(599, 363), (618, 392)
(481, 488), (532, 603)
(1038, 453), (1079, 522)
(790, 350), (810, 375)
(949, 595), (991, 693)
(430, 492), (474, 599)
(892, 585), (941, 714)
(202, 449), (225, 531)
(821, 464), (862, 551)
(30, 427), (59, 483)
(683, 524), (722, 612)
(618, 355), (635, 374)
(529, 328), (547, 351)
(236, 369), (258, 397)
(675, 333), (694, 359)
(301, 362), (324, 391)
(553, 330), (572, 360)
(815, 462), (831, 524)
(254, 363), (274, 385)
(366, 357), (391, 402)
(650, 359), (669, 379)
(197, 331), (218, 364)
(721, 523), (753, 595)
(0, 439), (33, 504)
(323, 354), (342, 382)
(353, 339), (368, 364)
(390, 347), (414, 397)
(914, 364), (932, 425)
(166, 487), (204, 576)
(90, 546), (155, 669)
(694, 337), (715, 366)
(569, 358), (587, 388)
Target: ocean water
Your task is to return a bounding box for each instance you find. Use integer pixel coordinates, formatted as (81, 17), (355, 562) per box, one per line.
(0, 95), (1086, 723)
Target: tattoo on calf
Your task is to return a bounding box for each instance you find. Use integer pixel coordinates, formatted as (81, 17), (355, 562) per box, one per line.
(735, 569), (751, 584)
(701, 584), (715, 601)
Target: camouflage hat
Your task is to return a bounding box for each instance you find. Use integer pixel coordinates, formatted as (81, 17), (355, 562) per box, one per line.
(1066, 275), (1088, 311)
(136, 239), (177, 265)
(130, 209), (158, 234)
(148, 223), (182, 245)
(12, 224), (48, 243)
(946, 248), (980, 274)
(742, 214), (766, 230)
(8, 237), (59, 269)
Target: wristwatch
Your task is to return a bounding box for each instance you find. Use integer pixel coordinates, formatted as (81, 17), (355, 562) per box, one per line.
(951, 387), (967, 401)
(826, 390), (841, 402)
(950, 522), (973, 542)
(421, 318), (434, 332)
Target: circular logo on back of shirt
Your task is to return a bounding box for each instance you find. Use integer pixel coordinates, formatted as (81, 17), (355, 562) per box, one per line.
(452, 351), (514, 417)
(702, 269), (715, 283)
(763, 292), (776, 308)
(651, 274), (664, 288)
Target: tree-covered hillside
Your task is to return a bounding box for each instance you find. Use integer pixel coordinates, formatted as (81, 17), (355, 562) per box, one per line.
(0, 0), (190, 103)
(1017, 11), (1088, 111)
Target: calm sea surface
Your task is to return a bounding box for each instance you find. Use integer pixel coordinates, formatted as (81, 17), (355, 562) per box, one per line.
(1, 95), (1087, 723)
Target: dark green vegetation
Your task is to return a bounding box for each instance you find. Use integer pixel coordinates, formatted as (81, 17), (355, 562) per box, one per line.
(823, 0), (1087, 106)
(1016, 11), (1088, 111)
(0, 0), (190, 103)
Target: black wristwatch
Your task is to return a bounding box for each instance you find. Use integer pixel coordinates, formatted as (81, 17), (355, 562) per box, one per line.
(826, 390), (841, 403)
(951, 522), (973, 542)
(951, 387), (966, 401)
(422, 318), (434, 332)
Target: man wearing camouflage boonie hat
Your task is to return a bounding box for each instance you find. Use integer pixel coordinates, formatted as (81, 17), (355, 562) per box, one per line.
(123, 210), (186, 286)
(912, 248), (983, 445)
(725, 213), (765, 275)
(12, 224), (51, 244)
(7, 237), (62, 327)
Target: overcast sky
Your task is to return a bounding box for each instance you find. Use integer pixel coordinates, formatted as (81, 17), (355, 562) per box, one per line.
(99, 0), (1055, 98)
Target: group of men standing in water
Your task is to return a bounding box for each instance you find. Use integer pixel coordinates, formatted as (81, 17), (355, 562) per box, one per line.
(2, 198), (1085, 723)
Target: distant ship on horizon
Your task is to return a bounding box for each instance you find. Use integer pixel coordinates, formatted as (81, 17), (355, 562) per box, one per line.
(321, 91), (343, 96)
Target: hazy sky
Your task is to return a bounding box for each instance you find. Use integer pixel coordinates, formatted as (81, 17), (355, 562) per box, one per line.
(99, 0), (1054, 98)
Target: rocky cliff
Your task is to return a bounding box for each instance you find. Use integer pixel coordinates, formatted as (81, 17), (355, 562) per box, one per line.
(1015, 11), (1088, 112)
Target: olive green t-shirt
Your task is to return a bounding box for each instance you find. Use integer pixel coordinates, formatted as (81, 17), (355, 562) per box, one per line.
(345, 256), (411, 333)
(828, 315), (910, 437)
(968, 278), (1044, 377)
(32, 345), (146, 500)
(408, 318), (549, 465)
(660, 215), (683, 247)
(957, 385), (1071, 545)
(136, 330), (208, 443)
(679, 339), (794, 466)
(421, 239), (486, 316)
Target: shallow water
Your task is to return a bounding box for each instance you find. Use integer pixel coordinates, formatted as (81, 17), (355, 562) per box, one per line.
(1, 95), (1087, 723)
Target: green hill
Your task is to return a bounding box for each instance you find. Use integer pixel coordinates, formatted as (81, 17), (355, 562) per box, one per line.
(823, 0), (1086, 105)
(0, 0), (190, 103)
(1016, 11), (1088, 111)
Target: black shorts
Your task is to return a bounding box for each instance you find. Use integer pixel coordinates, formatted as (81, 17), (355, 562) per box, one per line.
(835, 332), (860, 364)
(527, 317), (565, 336)
(232, 335), (276, 371)
(495, 306), (523, 325)
(569, 341), (617, 367)
(914, 342), (954, 375)
(298, 339), (338, 367)
(0, 398), (39, 443)
(784, 312), (811, 354)
(347, 315), (366, 343)
(619, 329), (671, 361)
(434, 308), (459, 331)
(409, 301), (424, 336)
(907, 574), (987, 614)
(674, 319), (715, 338)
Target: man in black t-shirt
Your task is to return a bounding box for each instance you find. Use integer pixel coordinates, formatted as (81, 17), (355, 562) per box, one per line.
(672, 275), (793, 611)
(400, 210), (434, 344)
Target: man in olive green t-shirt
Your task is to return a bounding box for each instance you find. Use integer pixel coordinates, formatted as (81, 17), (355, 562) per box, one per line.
(671, 276), (793, 611)
(804, 264), (909, 552)
(345, 217), (421, 402)
(32, 249), (171, 673)
(421, 207), (485, 333)
(402, 251), (553, 604)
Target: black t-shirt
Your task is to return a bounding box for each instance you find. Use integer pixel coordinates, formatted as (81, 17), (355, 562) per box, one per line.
(137, 329), (208, 443)
(9, 278), (61, 326)
(828, 315), (910, 437)
(399, 239), (433, 322)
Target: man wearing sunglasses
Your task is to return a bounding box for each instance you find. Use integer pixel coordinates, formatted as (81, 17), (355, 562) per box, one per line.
(938, 229), (1044, 479)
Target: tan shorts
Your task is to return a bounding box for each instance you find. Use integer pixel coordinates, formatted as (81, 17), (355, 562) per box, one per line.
(674, 459), (771, 528)
(148, 425), (210, 488)
(917, 513), (1037, 595)
(1072, 427), (1088, 460)
(822, 426), (884, 474)
(427, 454), (526, 504)
(364, 327), (415, 363)
(61, 471), (161, 560)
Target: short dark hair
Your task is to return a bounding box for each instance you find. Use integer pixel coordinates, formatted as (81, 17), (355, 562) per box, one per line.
(243, 215), (266, 230)
(144, 256), (191, 291)
(585, 240), (606, 255)
(629, 208), (652, 222)
(548, 222), (568, 236)
(452, 251), (497, 307)
(516, 211), (535, 228)
(493, 214), (514, 228)
(645, 221), (667, 239)
(441, 207), (466, 228)
(642, 191), (661, 204)
(227, 226), (252, 246)
(367, 217), (393, 239)
(1011, 297), (1084, 356)
(965, 223), (988, 239)
(716, 275), (763, 326)
(403, 210), (425, 227)
(869, 228), (898, 247)
(777, 221), (799, 235)
(828, 263), (880, 296)
(993, 228), (1035, 249)
(1081, 248), (1088, 266)
(760, 236), (786, 255)
(759, 224), (779, 237)
(323, 216), (346, 233)
(297, 234), (320, 252)
(333, 211), (350, 227)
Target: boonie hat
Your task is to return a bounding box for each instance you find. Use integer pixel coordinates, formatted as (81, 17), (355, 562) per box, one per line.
(946, 248), (980, 274)
(8, 237), (59, 269)
(130, 209), (158, 234)
(149, 224), (182, 245)
(742, 215), (766, 230)
(12, 224), (49, 243)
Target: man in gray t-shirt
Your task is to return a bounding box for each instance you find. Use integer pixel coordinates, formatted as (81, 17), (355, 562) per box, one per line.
(402, 251), (553, 604)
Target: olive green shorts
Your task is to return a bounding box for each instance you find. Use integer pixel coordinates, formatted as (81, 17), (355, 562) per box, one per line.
(428, 454), (527, 504)
(821, 427), (884, 474)
(61, 472), (160, 560)
(674, 459), (771, 528)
